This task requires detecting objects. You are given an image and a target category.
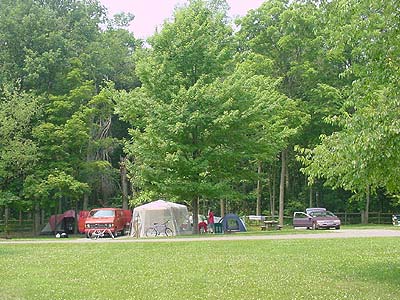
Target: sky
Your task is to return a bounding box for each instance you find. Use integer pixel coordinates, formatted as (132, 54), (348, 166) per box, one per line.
(99, 0), (265, 39)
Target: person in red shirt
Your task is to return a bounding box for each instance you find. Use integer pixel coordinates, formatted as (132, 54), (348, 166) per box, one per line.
(207, 210), (214, 233)
(198, 220), (207, 234)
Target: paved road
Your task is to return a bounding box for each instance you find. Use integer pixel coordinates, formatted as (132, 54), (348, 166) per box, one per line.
(1, 228), (399, 245)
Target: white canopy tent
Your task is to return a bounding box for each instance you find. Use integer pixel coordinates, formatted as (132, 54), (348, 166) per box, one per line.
(130, 200), (191, 237)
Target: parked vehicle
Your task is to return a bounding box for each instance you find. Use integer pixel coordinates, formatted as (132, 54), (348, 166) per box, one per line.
(78, 210), (90, 234)
(84, 208), (132, 238)
(293, 208), (341, 230)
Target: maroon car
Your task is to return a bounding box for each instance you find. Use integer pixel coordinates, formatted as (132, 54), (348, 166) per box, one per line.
(293, 208), (341, 230)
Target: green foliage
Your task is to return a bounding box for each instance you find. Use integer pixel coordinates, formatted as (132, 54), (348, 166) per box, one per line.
(0, 87), (40, 199)
(23, 170), (89, 207)
(0, 0), (105, 92)
(0, 0), (139, 217)
(298, 0), (400, 197)
(117, 1), (305, 205)
(85, 28), (139, 90)
(0, 191), (20, 206)
(0, 0), (398, 218)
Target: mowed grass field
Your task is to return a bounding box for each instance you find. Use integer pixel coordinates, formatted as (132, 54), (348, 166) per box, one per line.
(0, 237), (399, 300)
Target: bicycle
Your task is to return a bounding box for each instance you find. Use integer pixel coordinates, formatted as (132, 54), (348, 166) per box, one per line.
(146, 220), (173, 237)
(87, 228), (115, 240)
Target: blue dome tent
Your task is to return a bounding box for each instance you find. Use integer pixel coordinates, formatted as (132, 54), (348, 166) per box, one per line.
(219, 213), (246, 232)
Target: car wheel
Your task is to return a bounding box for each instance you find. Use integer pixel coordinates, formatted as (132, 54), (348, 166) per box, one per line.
(335, 226), (340, 230)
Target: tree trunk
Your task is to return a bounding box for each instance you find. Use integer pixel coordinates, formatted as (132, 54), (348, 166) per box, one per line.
(256, 161), (262, 216)
(41, 209), (45, 228)
(364, 186), (370, 224)
(58, 196), (62, 214)
(71, 202), (76, 234)
(4, 206), (9, 236)
(279, 150), (287, 226)
(120, 156), (129, 210)
(33, 202), (41, 236)
(268, 176), (273, 217)
(83, 194), (89, 211)
(270, 167), (276, 218)
(220, 199), (225, 218)
(285, 157), (289, 190)
(192, 197), (199, 234)
(309, 185), (313, 208)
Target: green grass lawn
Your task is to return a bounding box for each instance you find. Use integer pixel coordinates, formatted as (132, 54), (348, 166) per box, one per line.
(0, 237), (399, 300)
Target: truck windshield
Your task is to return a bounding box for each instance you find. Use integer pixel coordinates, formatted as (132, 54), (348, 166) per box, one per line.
(90, 210), (115, 218)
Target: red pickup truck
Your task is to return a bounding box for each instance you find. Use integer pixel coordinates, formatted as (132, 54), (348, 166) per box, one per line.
(81, 208), (132, 238)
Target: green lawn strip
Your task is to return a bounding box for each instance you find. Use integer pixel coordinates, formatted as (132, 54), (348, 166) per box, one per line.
(0, 237), (399, 300)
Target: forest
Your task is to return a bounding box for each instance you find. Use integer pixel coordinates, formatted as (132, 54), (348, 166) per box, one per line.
(0, 0), (399, 233)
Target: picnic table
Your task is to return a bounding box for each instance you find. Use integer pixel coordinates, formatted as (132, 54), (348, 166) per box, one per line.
(261, 220), (282, 231)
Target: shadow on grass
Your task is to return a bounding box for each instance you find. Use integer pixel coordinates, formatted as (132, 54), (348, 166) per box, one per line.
(357, 261), (400, 287)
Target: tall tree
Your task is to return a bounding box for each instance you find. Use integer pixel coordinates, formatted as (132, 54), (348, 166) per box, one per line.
(116, 0), (235, 232)
(298, 0), (400, 219)
(116, 0), (305, 232)
(0, 87), (40, 225)
(0, 0), (138, 231)
(237, 0), (320, 217)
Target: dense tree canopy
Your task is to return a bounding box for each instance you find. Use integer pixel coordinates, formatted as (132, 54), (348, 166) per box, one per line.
(0, 0), (139, 233)
(115, 0), (307, 230)
(0, 0), (398, 233)
(297, 0), (400, 217)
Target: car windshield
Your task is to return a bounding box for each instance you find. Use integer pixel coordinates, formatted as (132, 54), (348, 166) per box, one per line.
(310, 211), (335, 217)
(90, 210), (115, 218)
(309, 211), (325, 217)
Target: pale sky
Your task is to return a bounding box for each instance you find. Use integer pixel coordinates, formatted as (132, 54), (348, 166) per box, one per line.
(99, 0), (265, 39)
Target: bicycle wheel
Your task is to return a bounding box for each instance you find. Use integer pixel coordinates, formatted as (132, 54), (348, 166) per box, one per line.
(90, 231), (99, 240)
(146, 227), (157, 237)
(165, 228), (173, 237)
